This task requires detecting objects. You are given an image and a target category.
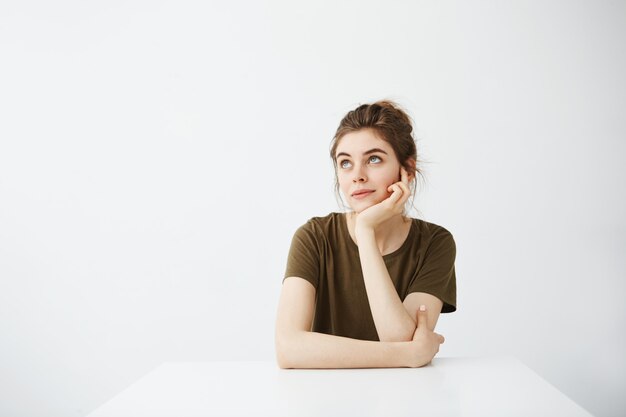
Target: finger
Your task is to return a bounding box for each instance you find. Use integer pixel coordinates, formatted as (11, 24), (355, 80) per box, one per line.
(402, 167), (414, 187)
(397, 181), (410, 203)
(387, 182), (402, 193)
(388, 184), (403, 203)
(389, 182), (409, 210)
(405, 167), (415, 184)
(400, 168), (408, 184)
(416, 304), (427, 329)
(398, 180), (410, 193)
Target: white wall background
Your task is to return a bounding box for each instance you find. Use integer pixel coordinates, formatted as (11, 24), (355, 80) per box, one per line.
(1, 1), (624, 416)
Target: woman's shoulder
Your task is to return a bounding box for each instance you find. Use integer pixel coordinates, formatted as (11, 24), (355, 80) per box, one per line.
(410, 217), (455, 242)
(294, 212), (344, 239)
(297, 212), (342, 229)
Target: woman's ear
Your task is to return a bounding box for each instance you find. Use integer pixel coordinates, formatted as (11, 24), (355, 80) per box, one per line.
(405, 158), (417, 181)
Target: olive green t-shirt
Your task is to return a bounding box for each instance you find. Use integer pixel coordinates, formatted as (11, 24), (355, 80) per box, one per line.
(283, 212), (457, 341)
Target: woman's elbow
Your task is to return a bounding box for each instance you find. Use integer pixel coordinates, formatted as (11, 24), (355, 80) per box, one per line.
(275, 353), (292, 369)
(275, 346), (293, 369)
(275, 330), (299, 369)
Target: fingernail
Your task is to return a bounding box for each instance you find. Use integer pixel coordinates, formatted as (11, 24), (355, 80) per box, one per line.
(419, 305), (426, 311)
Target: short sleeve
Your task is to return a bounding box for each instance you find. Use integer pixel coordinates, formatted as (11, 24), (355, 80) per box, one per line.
(407, 228), (457, 313)
(283, 221), (321, 289)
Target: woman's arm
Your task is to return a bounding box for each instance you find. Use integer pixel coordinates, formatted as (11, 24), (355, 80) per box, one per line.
(275, 277), (435, 369)
(350, 170), (418, 342)
(403, 292), (444, 331)
(353, 170), (443, 341)
(355, 227), (418, 342)
(356, 229), (445, 341)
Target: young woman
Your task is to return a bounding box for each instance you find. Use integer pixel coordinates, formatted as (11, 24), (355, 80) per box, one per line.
(275, 100), (457, 369)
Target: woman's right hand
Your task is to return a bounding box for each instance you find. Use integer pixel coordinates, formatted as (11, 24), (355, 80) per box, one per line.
(405, 305), (445, 368)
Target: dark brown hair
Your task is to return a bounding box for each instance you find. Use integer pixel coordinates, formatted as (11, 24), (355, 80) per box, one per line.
(329, 100), (426, 214)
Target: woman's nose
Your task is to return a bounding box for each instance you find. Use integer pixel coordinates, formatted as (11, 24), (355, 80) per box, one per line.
(352, 166), (367, 182)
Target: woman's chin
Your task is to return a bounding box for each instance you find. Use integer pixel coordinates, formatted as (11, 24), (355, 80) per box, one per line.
(349, 200), (379, 214)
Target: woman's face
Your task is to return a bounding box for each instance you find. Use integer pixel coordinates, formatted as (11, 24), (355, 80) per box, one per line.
(335, 128), (402, 214)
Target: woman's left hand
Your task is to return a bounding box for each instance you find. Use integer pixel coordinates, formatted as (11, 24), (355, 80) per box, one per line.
(354, 167), (412, 232)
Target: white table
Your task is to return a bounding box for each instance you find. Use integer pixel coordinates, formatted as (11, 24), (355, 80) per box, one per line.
(87, 356), (592, 417)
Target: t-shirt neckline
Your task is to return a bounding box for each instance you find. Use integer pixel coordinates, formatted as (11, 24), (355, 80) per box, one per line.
(339, 212), (415, 259)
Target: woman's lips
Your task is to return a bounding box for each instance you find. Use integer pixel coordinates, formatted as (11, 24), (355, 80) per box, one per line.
(352, 190), (375, 200)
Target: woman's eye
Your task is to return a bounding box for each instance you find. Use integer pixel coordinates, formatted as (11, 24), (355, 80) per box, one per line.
(369, 155), (382, 163)
(340, 160), (352, 169)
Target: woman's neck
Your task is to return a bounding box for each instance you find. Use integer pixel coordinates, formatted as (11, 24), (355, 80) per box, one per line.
(345, 211), (411, 255)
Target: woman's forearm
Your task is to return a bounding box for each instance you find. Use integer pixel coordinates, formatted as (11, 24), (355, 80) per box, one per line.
(276, 330), (421, 369)
(356, 228), (416, 342)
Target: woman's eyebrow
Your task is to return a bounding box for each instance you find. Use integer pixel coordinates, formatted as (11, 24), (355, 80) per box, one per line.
(335, 148), (388, 159)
